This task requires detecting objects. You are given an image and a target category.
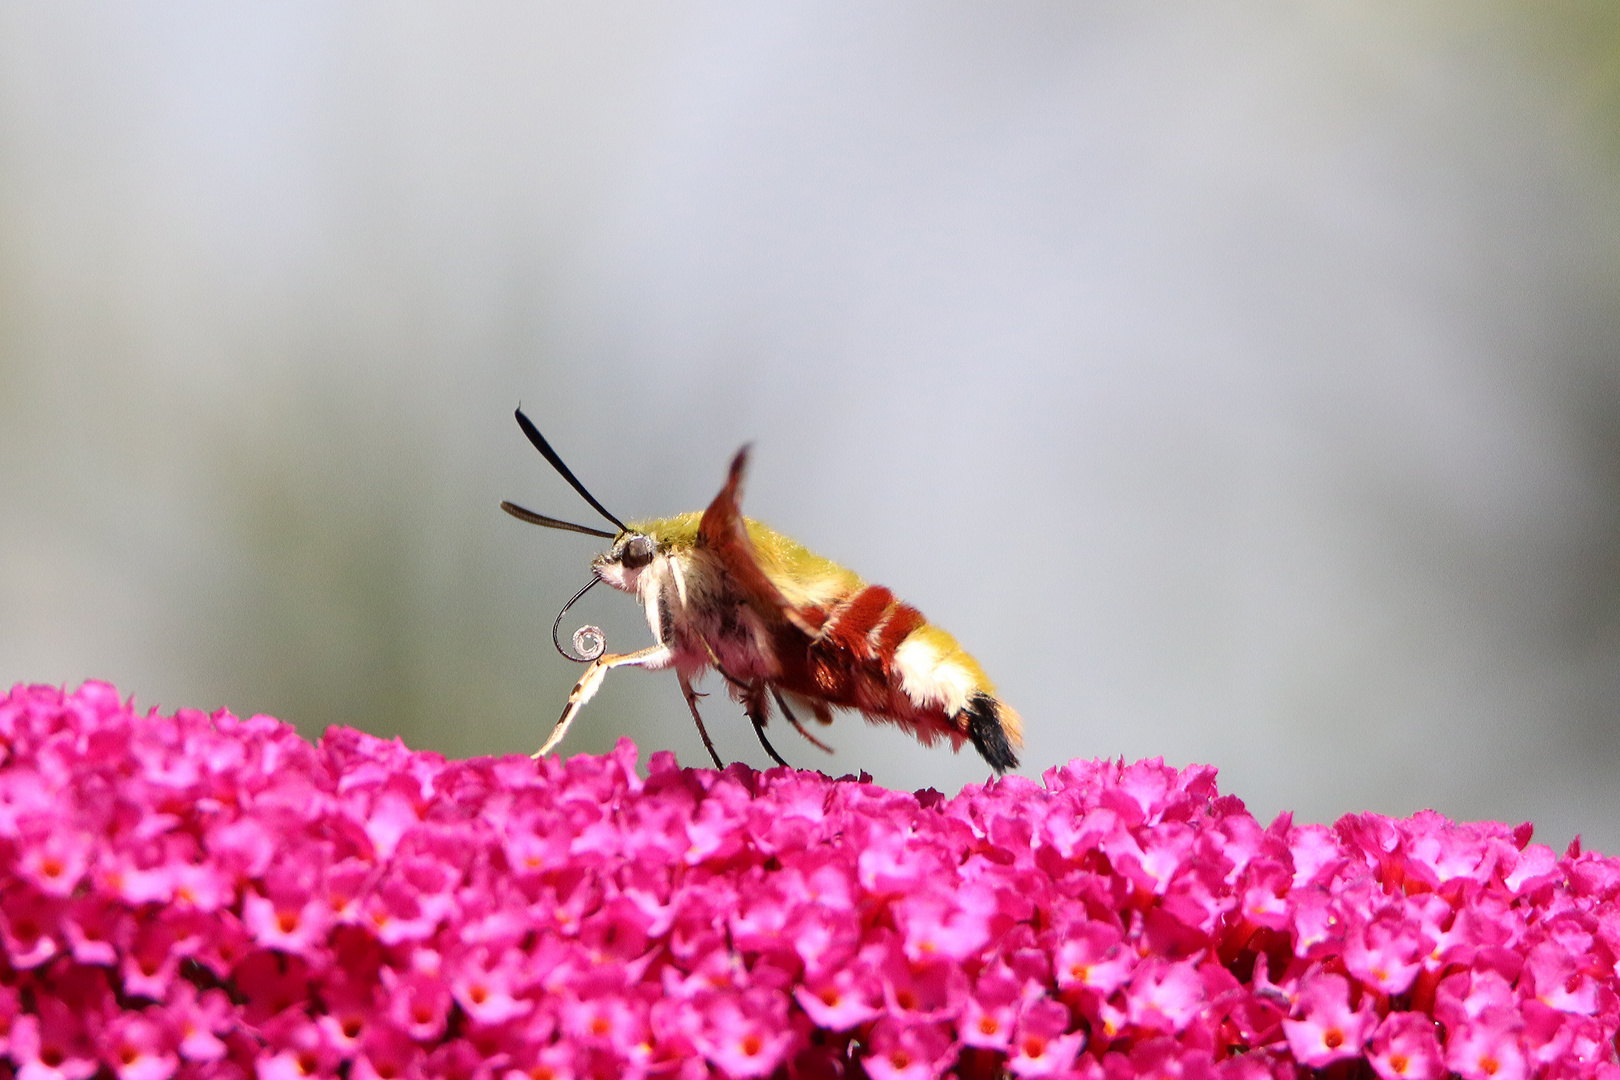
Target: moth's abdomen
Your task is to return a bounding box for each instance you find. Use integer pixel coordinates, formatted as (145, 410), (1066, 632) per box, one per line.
(822, 585), (923, 662)
(963, 692), (1022, 773)
(780, 583), (1024, 771)
(889, 622), (1023, 772)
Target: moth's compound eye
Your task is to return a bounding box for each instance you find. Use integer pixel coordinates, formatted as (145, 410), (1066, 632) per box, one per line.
(620, 535), (655, 569)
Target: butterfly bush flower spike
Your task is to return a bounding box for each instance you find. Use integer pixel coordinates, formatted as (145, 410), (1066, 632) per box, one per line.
(1, 682), (1619, 1080)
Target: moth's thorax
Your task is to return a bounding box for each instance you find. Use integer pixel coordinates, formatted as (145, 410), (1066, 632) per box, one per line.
(624, 544), (781, 681)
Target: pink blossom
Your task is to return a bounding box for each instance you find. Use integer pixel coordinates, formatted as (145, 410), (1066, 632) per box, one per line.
(382, 967), (451, 1042)
(959, 966), (1021, 1050)
(688, 988), (798, 1078)
(1054, 919), (1136, 995)
(794, 962), (883, 1031)
(1368, 1011), (1444, 1080)
(102, 1011), (177, 1080)
(18, 829), (92, 898)
(1344, 905), (1429, 995)
(11, 1001), (97, 1080)
(2, 681), (1620, 1080)
(448, 945), (534, 1025)
(1280, 972), (1377, 1067)
(863, 1018), (955, 1080)
(559, 991), (645, 1054)
(894, 886), (994, 962)
(1125, 959), (1207, 1034)
(878, 947), (969, 1020)
(1447, 1019), (1530, 1080)
(350, 1025), (421, 1080)
(2, 887), (62, 969)
(171, 984), (232, 1063)
(1006, 998), (1084, 1077)
(242, 889), (334, 958)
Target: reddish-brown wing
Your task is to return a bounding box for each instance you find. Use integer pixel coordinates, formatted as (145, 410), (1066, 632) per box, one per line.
(695, 447), (824, 635)
(694, 447), (955, 742)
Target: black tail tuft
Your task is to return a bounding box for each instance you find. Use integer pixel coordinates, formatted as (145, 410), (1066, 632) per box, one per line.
(965, 692), (1020, 772)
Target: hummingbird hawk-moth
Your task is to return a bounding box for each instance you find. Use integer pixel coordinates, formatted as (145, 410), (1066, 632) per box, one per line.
(502, 408), (1022, 773)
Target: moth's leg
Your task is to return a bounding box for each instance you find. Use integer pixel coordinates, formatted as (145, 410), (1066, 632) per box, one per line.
(534, 643), (673, 759)
(771, 689), (833, 755)
(696, 634), (749, 690)
(676, 671), (725, 769)
(692, 633), (791, 768)
(742, 680), (791, 769)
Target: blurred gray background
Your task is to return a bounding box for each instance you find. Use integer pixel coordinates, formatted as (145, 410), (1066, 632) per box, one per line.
(4, 3), (1620, 849)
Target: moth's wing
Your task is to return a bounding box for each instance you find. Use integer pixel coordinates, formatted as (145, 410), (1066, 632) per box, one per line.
(697, 446), (823, 636)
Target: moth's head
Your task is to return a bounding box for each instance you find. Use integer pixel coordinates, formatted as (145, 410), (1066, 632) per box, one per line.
(592, 531), (658, 592)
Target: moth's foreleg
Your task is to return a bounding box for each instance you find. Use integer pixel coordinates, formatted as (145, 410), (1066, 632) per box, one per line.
(771, 689), (833, 755)
(676, 671), (725, 770)
(534, 644), (673, 759)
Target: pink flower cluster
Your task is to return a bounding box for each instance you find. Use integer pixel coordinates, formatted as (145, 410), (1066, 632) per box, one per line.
(0, 682), (1617, 1080)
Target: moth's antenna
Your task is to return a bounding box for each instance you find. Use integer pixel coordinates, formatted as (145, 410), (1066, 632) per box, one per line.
(514, 407), (628, 533)
(500, 501), (616, 539)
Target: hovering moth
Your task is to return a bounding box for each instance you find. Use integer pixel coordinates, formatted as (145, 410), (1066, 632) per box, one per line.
(502, 407), (1022, 773)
